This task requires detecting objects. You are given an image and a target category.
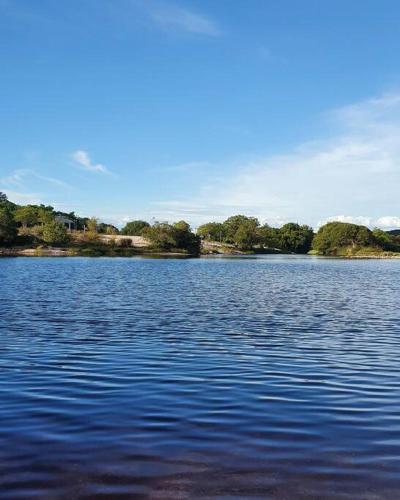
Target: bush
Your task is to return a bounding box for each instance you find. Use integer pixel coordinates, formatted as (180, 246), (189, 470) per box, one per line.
(142, 221), (200, 254)
(42, 221), (69, 245)
(0, 208), (17, 245)
(312, 222), (375, 255)
(121, 220), (150, 235)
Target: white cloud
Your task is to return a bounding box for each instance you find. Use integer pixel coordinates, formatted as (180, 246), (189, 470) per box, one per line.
(155, 92), (400, 229)
(375, 216), (400, 229)
(72, 150), (110, 174)
(1, 168), (70, 189)
(149, 4), (221, 36)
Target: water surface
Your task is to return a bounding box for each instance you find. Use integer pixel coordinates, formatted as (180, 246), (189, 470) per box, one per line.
(1, 256), (400, 498)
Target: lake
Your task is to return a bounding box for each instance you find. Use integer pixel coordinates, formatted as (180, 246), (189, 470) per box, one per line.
(0, 256), (399, 498)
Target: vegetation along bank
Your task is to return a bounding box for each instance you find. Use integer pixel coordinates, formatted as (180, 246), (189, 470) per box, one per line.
(1, 192), (400, 258)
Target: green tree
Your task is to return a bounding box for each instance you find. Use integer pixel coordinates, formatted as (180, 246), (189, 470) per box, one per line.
(121, 220), (150, 235)
(223, 215), (260, 244)
(142, 223), (177, 249)
(197, 222), (225, 242)
(37, 206), (54, 225)
(258, 224), (280, 248)
(233, 218), (260, 249)
(142, 221), (200, 253)
(312, 222), (374, 255)
(42, 221), (69, 245)
(278, 223), (314, 253)
(0, 192), (16, 212)
(0, 207), (18, 245)
(14, 206), (39, 228)
(98, 223), (119, 235)
(372, 228), (400, 251)
(173, 221), (200, 253)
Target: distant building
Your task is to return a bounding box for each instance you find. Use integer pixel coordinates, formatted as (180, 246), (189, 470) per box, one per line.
(55, 215), (76, 231)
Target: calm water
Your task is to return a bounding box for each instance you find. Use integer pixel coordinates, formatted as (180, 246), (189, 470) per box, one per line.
(0, 256), (400, 499)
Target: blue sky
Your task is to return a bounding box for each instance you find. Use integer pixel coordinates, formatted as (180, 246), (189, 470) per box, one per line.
(1, 0), (400, 229)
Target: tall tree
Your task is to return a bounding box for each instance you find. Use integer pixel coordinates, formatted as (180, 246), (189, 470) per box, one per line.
(0, 207), (18, 244)
(197, 222), (225, 242)
(223, 215), (260, 244)
(121, 220), (150, 235)
(14, 206), (39, 228)
(278, 223), (314, 253)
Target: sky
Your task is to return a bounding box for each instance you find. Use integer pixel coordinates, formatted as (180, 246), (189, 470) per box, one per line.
(1, 0), (400, 229)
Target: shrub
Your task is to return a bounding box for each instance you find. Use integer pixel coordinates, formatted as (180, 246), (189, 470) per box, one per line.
(0, 208), (17, 245)
(121, 220), (150, 236)
(312, 222), (375, 255)
(42, 221), (69, 245)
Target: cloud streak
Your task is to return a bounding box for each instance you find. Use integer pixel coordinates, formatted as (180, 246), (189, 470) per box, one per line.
(72, 150), (111, 174)
(148, 3), (221, 37)
(0, 168), (70, 189)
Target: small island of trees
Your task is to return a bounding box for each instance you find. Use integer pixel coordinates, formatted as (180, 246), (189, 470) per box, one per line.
(1, 192), (400, 257)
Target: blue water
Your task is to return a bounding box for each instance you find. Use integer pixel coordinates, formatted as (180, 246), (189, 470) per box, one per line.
(0, 256), (400, 498)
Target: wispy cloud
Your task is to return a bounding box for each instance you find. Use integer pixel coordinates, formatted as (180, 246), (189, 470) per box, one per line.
(1, 169), (70, 189)
(154, 92), (400, 229)
(155, 160), (212, 173)
(71, 150), (111, 175)
(0, 168), (72, 209)
(148, 3), (221, 37)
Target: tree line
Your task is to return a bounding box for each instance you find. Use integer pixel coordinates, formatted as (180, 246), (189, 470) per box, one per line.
(0, 193), (200, 253)
(1, 192), (400, 255)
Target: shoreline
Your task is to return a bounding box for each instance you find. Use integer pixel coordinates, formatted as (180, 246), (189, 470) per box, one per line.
(1, 247), (400, 259)
(0, 247), (194, 258)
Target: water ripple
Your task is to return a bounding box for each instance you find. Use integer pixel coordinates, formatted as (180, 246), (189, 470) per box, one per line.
(0, 256), (400, 498)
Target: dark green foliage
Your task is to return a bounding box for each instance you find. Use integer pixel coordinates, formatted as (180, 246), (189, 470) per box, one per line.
(0, 207), (18, 244)
(312, 222), (375, 255)
(232, 218), (260, 250)
(142, 223), (178, 249)
(121, 220), (150, 235)
(14, 206), (40, 228)
(13, 204), (55, 228)
(143, 221), (200, 253)
(98, 223), (119, 234)
(173, 221), (201, 253)
(258, 224), (280, 249)
(278, 223), (314, 253)
(42, 221), (69, 245)
(198, 216), (314, 253)
(0, 192), (16, 212)
(372, 228), (400, 252)
(197, 222), (226, 242)
(223, 215), (260, 244)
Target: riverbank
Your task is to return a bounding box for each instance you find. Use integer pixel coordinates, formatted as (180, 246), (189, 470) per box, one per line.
(2, 246), (400, 258)
(0, 246), (194, 257)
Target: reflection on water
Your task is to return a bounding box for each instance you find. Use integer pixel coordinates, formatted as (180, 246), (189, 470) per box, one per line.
(1, 256), (400, 498)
